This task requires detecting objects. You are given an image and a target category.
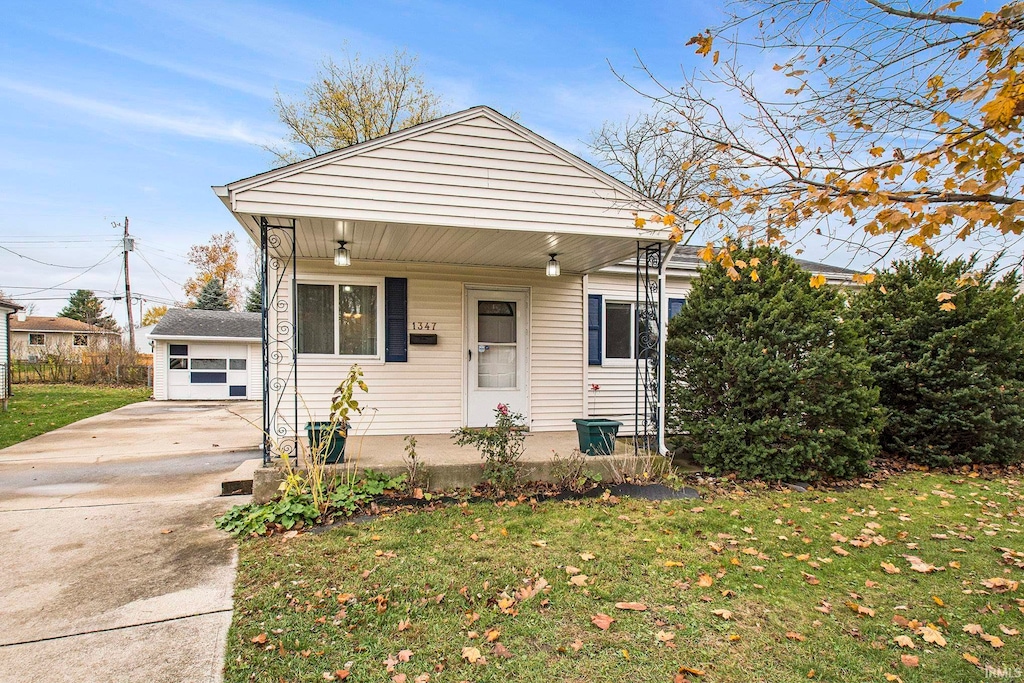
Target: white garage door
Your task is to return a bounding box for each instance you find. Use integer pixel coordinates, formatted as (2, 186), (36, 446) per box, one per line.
(165, 342), (251, 400)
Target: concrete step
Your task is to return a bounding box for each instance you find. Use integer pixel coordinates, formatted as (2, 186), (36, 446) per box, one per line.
(221, 458), (262, 496)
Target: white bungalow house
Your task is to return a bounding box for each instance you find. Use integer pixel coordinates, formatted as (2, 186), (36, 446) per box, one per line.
(0, 297), (22, 409)
(213, 106), (854, 464)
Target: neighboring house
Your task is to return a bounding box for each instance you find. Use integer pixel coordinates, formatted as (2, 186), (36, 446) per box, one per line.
(212, 105), (855, 461)
(0, 298), (22, 409)
(132, 324), (156, 354)
(9, 315), (120, 361)
(150, 308), (260, 401)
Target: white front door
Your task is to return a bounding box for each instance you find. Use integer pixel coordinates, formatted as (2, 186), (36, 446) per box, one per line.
(466, 288), (529, 427)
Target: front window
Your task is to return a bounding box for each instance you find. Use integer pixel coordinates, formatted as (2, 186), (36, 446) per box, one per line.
(28, 333), (44, 346)
(297, 282), (380, 357)
(605, 302), (633, 359)
(73, 334), (88, 347)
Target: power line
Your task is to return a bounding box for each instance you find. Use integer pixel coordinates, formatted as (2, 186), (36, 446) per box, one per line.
(0, 244), (116, 269)
(9, 245), (122, 297)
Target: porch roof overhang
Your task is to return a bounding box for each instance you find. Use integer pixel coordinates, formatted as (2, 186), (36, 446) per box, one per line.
(214, 105), (678, 273)
(216, 203), (674, 274)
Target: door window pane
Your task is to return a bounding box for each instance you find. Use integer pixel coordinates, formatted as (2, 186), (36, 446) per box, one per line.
(169, 358), (187, 370)
(229, 359), (247, 370)
(478, 301), (516, 343)
(169, 344), (188, 357)
(297, 284), (334, 354)
(605, 303), (632, 359)
(478, 346), (517, 388)
(191, 358), (227, 370)
(191, 372), (227, 384)
(339, 285), (377, 355)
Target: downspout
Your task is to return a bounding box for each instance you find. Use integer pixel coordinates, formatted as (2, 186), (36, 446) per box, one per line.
(658, 240), (678, 457)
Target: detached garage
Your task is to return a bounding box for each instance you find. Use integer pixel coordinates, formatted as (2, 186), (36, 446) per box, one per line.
(150, 309), (260, 401)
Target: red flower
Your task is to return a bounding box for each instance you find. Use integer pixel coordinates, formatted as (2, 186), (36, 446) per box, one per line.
(590, 384), (601, 392)
(496, 403), (509, 415)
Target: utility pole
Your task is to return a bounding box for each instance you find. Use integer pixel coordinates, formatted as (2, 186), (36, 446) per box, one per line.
(121, 217), (136, 351)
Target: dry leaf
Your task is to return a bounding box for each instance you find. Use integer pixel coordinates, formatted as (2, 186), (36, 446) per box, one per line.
(591, 613), (615, 630)
(963, 623), (985, 635)
(697, 574), (714, 587)
(579, 552), (596, 561)
(901, 654), (919, 668)
(493, 642), (512, 659)
(398, 649), (413, 662)
(565, 566), (581, 575)
(484, 628), (501, 643)
(786, 631), (807, 642)
(615, 602), (648, 611)
(963, 652), (981, 666)
(712, 609), (733, 620)
(981, 633), (1005, 648)
(932, 596), (944, 607)
(569, 575), (588, 587)
(894, 635), (915, 649)
(999, 625), (1019, 636)
(251, 633), (268, 645)
(656, 630), (675, 643)
(531, 540), (547, 548)
(880, 562), (901, 574)
(397, 619), (411, 632)
(917, 625), (947, 647)
(461, 647), (482, 664)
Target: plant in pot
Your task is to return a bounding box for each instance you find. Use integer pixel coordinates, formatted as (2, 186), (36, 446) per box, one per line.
(305, 365), (368, 465)
(573, 383), (622, 456)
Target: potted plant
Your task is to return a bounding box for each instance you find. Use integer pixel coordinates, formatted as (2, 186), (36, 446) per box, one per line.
(573, 384), (622, 456)
(305, 366), (368, 465)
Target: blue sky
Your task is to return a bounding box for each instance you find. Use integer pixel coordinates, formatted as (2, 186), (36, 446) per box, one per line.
(0, 0), (720, 322)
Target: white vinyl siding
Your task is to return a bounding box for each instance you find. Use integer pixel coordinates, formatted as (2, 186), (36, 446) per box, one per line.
(585, 271), (692, 436)
(268, 259), (584, 437)
(229, 112), (649, 236)
(153, 340), (168, 400)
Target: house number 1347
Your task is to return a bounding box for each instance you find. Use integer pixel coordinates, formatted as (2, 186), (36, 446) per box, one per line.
(410, 322), (437, 330)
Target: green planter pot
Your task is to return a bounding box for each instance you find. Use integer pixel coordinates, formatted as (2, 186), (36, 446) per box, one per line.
(572, 418), (622, 456)
(305, 421), (347, 464)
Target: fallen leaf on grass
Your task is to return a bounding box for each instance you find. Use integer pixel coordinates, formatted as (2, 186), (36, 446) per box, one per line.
(832, 546), (850, 557)
(656, 630), (675, 643)
(569, 575), (589, 587)
(492, 643), (512, 658)
(615, 602), (648, 611)
(932, 596), (944, 607)
(880, 562), (901, 575)
(484, 628), (501, 643)
(665, 560), (684, 568)
(565, 566), (581, 575)
(591, 613), (615, 630)
(903, 555), (941, 573)
(963, 623), (985, 635)
(398, 649), (413, 662)
(981, 577), (1019, 592)
(901, 654), (919, 668)
(531, 540), (548, 548)
(461, 646), (483, 664)
(392, 675), (407, 683)
(397, 618), (411, 632)
(697, 574), (714, 587)
(963, 652), (981, 666)
(999, 625), (1019, 636)
(580, 552), (595, 561)
(251, 633), (268, 644)
(845, 601), (876, 617)
(917, 625), (947, 647)
(678, 665), (706, 676)
(712, 609), (733, 620)
(981, 633), (1005, 648)
(893, 635), (915, 649)
(786, 631), (806, 642)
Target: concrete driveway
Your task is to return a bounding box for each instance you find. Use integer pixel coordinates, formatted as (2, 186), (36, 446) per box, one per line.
(0, 400), (263, 683)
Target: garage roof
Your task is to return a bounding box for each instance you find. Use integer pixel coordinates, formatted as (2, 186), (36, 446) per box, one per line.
(150, 309), (260, 341)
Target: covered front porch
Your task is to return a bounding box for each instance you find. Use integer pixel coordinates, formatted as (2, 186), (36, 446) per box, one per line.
(214, 105), (678, 470)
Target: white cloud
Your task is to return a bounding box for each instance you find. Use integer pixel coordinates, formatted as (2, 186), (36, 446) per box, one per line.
(0, 78), (279, 146)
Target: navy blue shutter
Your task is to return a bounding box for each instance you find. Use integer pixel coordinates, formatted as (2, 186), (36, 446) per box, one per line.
(588, 294), (602, 366)
(384, 278), (408, 362)
(668, 298), (686, 320)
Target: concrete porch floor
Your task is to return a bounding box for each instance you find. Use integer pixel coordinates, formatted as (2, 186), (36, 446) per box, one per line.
(252, 430), (638, 501)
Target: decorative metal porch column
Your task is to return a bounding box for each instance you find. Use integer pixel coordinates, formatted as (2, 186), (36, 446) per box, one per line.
(259, 216), (299, 466)
(635, 241), (665, 456)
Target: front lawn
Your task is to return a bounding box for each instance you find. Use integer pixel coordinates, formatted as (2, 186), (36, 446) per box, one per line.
(0, 384), (151, 449)
(227, 472), (1022, 682)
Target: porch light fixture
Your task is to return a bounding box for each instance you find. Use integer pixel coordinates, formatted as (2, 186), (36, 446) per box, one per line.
(334, 240), (351, 267)
(546, 253), (560, 277)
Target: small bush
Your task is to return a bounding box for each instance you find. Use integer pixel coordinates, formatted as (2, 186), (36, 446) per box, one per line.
(666, 244), (881, 481)
(852, 254), (1024, 466)
(451, 404), (526, 493)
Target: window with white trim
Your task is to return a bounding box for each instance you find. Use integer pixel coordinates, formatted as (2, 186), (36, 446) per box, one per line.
(603, 301), (657, 362)
(296, 282), (381, 357)
(28, 333), (44, 346)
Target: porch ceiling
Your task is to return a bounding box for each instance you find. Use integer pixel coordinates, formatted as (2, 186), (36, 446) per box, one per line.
(242, 215), (669, 274)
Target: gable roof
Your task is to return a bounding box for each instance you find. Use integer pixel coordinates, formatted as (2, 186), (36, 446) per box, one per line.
(0, 299), (22, 312)
(220, 106), (667, 218)
(11, 317), (119, 334)
(150, 308), (260, 341)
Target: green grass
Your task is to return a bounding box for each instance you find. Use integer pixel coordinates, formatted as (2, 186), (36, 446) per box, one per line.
(0, 384), (151, 449)
(227, 472), (1023, 682)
